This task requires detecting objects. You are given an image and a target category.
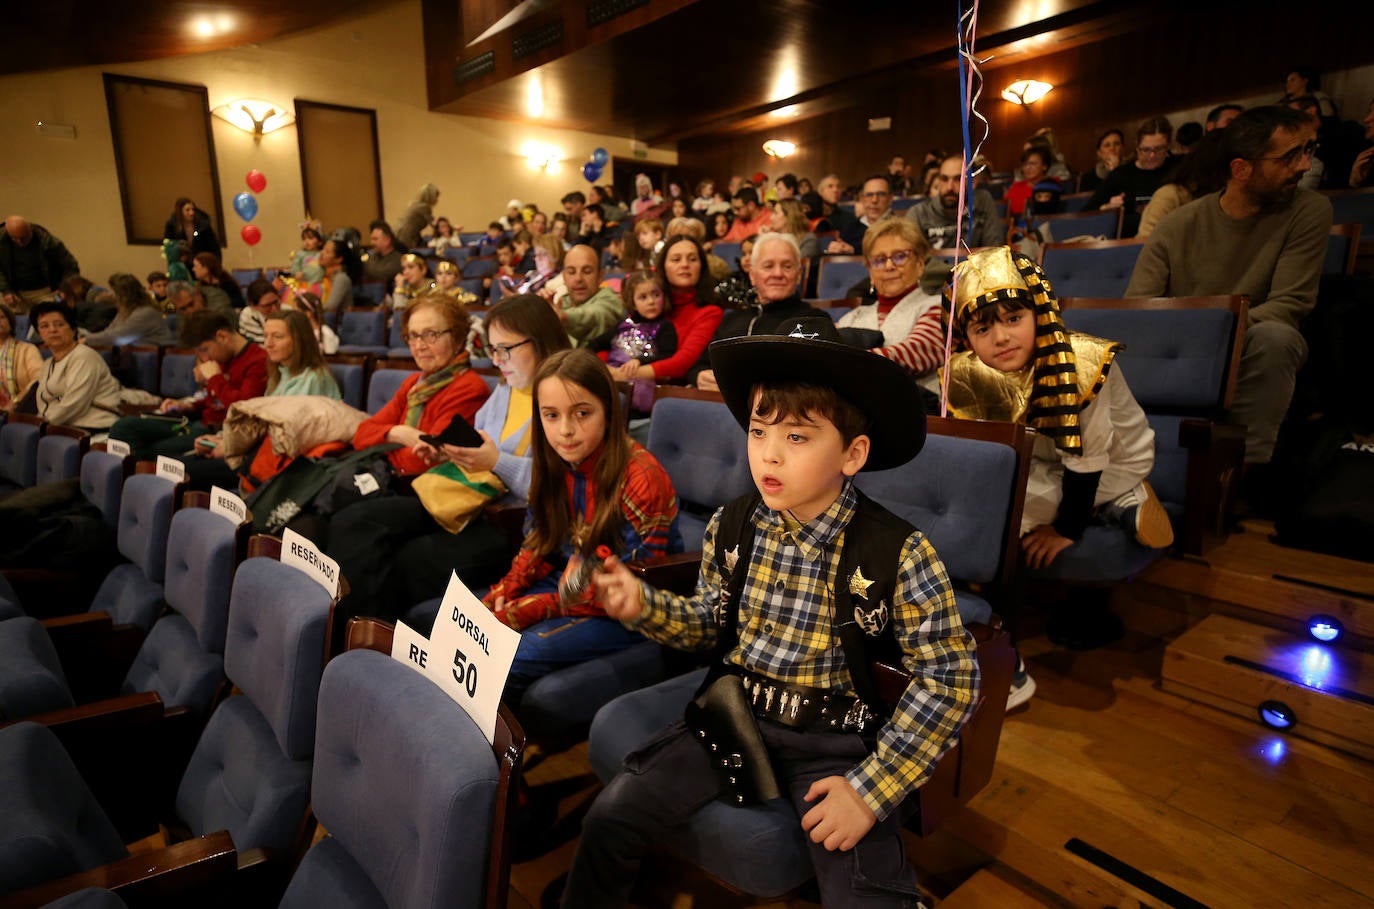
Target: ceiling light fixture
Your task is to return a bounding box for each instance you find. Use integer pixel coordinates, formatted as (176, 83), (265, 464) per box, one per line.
(188, 12), (238, 39)
(762, 139), (796, 159)
(211, 100), (295, 139)
(1001, 80), (1053, 105)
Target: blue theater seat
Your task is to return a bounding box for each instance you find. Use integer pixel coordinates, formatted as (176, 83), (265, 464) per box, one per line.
(1039, 240), (1146, 299)
(279, 645), (523, 909)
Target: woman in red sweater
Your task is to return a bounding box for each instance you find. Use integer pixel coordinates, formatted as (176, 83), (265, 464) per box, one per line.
(607, 234), (722, 384)
(351, 295), (490, 475)
(328, 293), (492, 634)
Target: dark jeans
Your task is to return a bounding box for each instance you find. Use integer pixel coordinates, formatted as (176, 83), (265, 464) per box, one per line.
(108, 415), (210, 462)
(325, 494), (513, 624)
(505, 615), (644, 705)
(563, 721), (922, 908)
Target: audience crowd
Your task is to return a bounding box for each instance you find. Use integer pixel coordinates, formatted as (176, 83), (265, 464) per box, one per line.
(1, 69), (1370, 907)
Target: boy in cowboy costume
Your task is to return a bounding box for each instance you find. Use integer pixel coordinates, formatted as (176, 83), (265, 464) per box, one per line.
(942, 246), (1172, 572)
(564, 318), (979, 908)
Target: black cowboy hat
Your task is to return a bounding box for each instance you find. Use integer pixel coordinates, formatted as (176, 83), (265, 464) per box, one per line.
(708, 316), (926, 471)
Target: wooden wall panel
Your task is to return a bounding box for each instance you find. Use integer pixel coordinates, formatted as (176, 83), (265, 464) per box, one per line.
(679, 5), (1374, 191)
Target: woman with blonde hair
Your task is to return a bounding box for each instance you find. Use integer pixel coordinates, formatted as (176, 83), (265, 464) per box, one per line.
(764, 198), (819, 259)
(836, 218), (943, 393)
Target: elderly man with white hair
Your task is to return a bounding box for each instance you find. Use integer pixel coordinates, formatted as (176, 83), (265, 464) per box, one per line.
(689, 232), (812, 391)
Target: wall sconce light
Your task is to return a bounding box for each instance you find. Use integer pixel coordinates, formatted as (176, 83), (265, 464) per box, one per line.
(520, 142), (563, 171)
(762, 139), (796, 159)
(212, 99), (295, 138)
(1000, 80), (1053, 106)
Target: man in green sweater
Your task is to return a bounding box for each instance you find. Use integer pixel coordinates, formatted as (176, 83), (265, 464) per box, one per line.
(1126, 106), (1331, 465)
(548, 244), (624, 347)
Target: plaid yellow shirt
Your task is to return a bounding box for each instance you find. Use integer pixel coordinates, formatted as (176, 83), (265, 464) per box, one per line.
(633, 482), (980, 820)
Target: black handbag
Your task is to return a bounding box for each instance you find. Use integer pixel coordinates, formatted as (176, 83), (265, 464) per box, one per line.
(683, 669), (781, 806)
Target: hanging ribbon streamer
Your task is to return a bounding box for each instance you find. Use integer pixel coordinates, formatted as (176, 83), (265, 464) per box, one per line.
(941, 0), (992, 417)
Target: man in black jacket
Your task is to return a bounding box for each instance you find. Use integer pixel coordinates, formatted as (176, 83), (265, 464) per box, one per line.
(693, 233), (813, 390)
(0, 217), (80, 313)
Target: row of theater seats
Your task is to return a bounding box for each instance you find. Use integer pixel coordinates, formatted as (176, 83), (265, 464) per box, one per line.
(0, 471), (522, 907)
(0, 355), (494, 502)
(0, 294), (1250, 903)
(807, 219), (1365, 305)
(0, 359), (428, 505)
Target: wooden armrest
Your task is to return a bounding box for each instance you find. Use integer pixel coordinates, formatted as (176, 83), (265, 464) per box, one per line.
(0, 830), (237, 909)
(40, 612), (113, 632)
(10, 690), (164, 733)
(1179, 418), (1246, 555)
(626, 551), (703, 595)
(904, 619), (1015, 837)
(346, 617), (396, 654)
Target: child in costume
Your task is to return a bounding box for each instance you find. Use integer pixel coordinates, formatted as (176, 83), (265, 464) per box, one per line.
(290, 226), (326, 294)
(481, 349), (683, 702)
(943, 246), (1172, 573)
(563, 321), (979, 908)
(589, 271), (678, 416)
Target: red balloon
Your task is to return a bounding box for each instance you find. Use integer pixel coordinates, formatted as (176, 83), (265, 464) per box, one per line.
(241, 225), (262, 246)
(245, 170), (267, 193)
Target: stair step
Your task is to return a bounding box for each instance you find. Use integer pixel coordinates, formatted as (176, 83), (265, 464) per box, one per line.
(938, 867), (1063, 908)
(1161, 614), (1374, 761)
(1142, 521), (1374, 643)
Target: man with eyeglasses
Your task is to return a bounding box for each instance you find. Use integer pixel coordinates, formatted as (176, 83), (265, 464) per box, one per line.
(720, 187), (772, 244)
(1127, 106), (1330, 472)
(826, 175), (894, 254)
(1086, 117), (1177, 237)
(546, 244), (624, 347)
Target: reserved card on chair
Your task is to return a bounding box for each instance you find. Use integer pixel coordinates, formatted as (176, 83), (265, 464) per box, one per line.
(417, 571), (521, 745)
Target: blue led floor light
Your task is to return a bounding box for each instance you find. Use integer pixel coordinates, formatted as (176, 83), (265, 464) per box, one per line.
(1258, 700), (1297, 731)
(1307, 615), (1343, 643)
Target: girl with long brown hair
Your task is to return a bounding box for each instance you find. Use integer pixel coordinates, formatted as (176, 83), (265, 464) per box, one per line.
(482, 348), (683, 701)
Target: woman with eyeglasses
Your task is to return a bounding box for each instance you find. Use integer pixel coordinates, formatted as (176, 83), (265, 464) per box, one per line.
(350, 294), (489, 476)
(1136, 129), (1230, 239)
(326, 294), (571, 626)
(835, 219), (943, 398)
(1086, 117), (1177, 237)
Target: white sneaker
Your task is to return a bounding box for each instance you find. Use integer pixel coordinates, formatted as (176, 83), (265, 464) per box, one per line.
(1006, 657), (1036, 711)
(1105, 481), (1174, 549)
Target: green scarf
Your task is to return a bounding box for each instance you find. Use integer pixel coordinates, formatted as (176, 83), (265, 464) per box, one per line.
(404, 355), (468, 427)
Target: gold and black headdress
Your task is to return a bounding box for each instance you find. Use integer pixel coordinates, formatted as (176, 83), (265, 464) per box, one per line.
(941, 247), (1121, 456)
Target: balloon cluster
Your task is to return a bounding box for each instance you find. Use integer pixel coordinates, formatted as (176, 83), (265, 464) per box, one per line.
(581, 147), (609, 183)
(232, 170), (268, 246)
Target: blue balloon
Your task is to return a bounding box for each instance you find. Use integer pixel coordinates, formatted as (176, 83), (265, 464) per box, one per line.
(591, 147), (609, 167)
(233, 191), (258, 222)
(582, 162), (603, 183)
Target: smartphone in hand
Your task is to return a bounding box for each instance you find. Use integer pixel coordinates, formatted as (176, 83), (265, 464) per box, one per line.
(420, 413), (483, 449)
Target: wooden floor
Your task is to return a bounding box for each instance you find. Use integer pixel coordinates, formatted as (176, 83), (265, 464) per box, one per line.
(508, 525), (1374, 908)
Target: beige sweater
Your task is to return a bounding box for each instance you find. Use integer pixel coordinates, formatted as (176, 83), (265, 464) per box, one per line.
(1125, 188), (1332, 327)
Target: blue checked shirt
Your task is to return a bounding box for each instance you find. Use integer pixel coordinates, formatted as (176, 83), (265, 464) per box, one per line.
(632, 481), (980, 820)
